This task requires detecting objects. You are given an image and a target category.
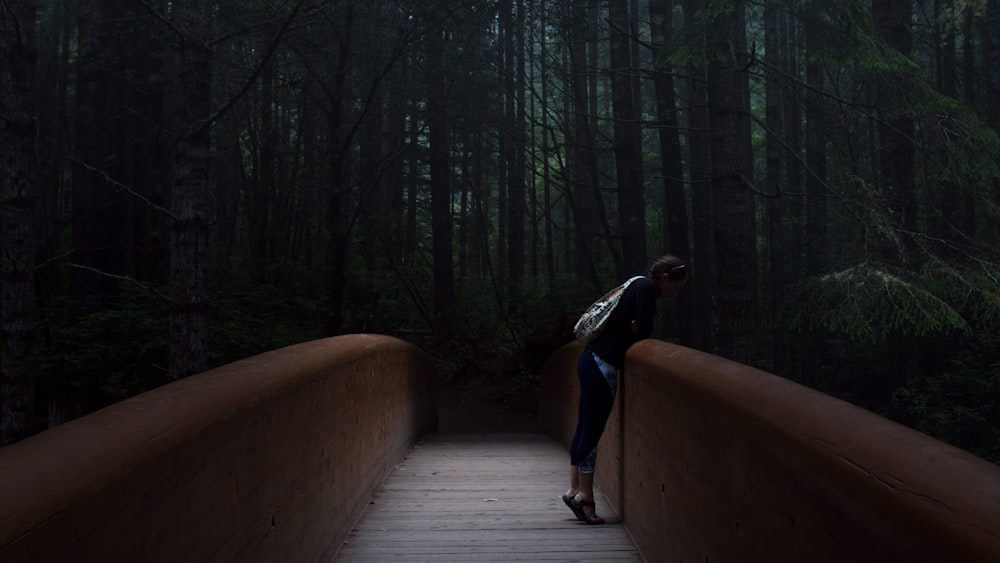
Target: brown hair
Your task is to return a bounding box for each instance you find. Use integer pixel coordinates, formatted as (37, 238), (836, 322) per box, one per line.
(648, 255), (687, 280)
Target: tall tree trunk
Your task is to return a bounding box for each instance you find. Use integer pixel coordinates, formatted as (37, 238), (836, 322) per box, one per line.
(765, 4), (805, 375)
(167, 0), (212, 379)
(706, 0), (757, 363)
(609, 0), (647, 275)
(803, 8), (829, 386)
(873, 0), (917, 261)
(682, 0), (715, 352)
(872, 0), (919, 399)
(1, 0), (39, 445)
(72, 0), (129, 300)
(525, 0), (538, 279)
(500, 0), (526, 306)
(326, 7), (355, 335)
(405, 92), (419, 263)
(250, 61), (276, 283)
(974, 2), (999, 219)
(540, 0), (556, 285)
(649, 0), (693, 344)
(507, 0), (526, 303)
(764, 2), (790, 374)
(565, 0), (604, 287)
(958, 6), (977, 234)
(497, 3), (510, 291)
(34, 0), (74, 303)
(930, 0), (962, 241)
(427, 17), (455, 338)
(983, 1), (1000, 140)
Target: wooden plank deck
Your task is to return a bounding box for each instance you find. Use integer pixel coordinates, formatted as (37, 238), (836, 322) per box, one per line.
(335, 433), (644, 562)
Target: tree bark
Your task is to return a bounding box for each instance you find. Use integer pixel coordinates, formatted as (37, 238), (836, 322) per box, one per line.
(326, 8), (355, 335)
(649, 0), (693, 345)
(0, 0), (39, 445)
(167, 0), (212, 379)
(872, 0), (917, 262)
(706, 0), (757, 364)
(72, 0), (130, 300)
(609, 0), (647, 275)
(872, 0), (920, 396)
(539, 0), (556, 285)
(507, 0), (526, 303)
(803, 7), (829, 386)
(682, 0), (716, 353)
(427, 16), (456, 338)
(765, 2), (790, 373)
(564, 0), (604, 287)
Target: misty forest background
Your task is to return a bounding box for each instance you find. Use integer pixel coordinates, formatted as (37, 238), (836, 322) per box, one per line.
(2, 0), (999, 462)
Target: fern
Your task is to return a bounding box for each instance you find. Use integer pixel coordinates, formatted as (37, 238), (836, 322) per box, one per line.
(789, 263), (971, 340)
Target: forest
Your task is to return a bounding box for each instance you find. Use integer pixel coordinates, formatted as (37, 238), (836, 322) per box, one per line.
(1, 0), (998, 462)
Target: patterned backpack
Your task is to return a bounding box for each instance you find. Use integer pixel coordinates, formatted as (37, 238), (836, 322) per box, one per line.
(573, 276), (644, 345)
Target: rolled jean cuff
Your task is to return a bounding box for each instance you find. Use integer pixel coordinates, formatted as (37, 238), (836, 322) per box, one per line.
(578, 448), (597, 474)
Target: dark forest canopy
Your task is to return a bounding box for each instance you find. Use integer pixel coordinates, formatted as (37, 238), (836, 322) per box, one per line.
(2, 0), (998, 461)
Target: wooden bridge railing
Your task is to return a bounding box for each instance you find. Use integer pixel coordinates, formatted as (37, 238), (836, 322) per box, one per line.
(5, 335), (998, 562)
(0, 334), (437, 563)
(539, 340), (1000, 563)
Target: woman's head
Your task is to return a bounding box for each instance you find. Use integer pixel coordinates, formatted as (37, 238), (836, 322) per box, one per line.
(648, 255), (688, 298)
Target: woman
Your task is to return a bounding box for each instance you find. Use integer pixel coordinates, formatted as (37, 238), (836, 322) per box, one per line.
(564, 255), (688, 524)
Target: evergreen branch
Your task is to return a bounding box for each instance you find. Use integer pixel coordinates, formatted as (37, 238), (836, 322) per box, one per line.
(34, 250), (73, 272)
(70, 263), (174, 303)
(70, 157), (177, 221)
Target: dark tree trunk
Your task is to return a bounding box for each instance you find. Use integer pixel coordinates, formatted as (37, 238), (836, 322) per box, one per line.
(427, 17), (455, 338)
(405, 92), (419, 263)
(1, 0), (39, 445)
(872, 0), (917, 261)
(167, 0), (212, 379)
(649, 0), (693, 345)
(930, 0), (960, 242)
(803, 8), (829, 386)
(682, 0), (715, 353)
(565, 0), (604, 287)
(322, 4), (356, 336)
(539, 0), (556, 285)
(804, 18), (827, 278)
(959, 7), (977, 234)
(706, 0), (757, 364)
(609, 0), (647, 276)
(34, 0), (74, 303)
(250, 62), (276, 283)
(872, 0), (920, 396)
(72, 0), (129, 301)
(765, 3), (790, 373)
(497, 2), (510, 290)
(507, 0), (526, 303)
(983, 1), (1000, 140)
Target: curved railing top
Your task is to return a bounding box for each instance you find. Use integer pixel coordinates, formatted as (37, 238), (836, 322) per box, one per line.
(0, 334), (437, 563)
(540, 340), (1000, 563)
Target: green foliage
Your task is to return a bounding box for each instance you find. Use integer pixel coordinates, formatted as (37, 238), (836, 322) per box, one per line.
(919, 110), (1000, 216)
(36, 262), (330, 407)
(208, 279), (326, 369)
(920, 257), (1000, 326)
(38, 283), (170, 403)
(789, 263), (970, 341)
(891, 332), (1000, 464)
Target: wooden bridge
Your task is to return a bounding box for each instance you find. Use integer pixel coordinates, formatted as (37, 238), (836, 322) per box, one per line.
(1, 334), (998, 562)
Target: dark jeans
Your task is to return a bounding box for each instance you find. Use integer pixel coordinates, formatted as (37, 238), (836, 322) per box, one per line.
(569, 350), (616, 473)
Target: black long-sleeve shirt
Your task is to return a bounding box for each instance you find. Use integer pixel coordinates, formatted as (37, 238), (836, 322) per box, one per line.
(587, 276), (658, 369)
